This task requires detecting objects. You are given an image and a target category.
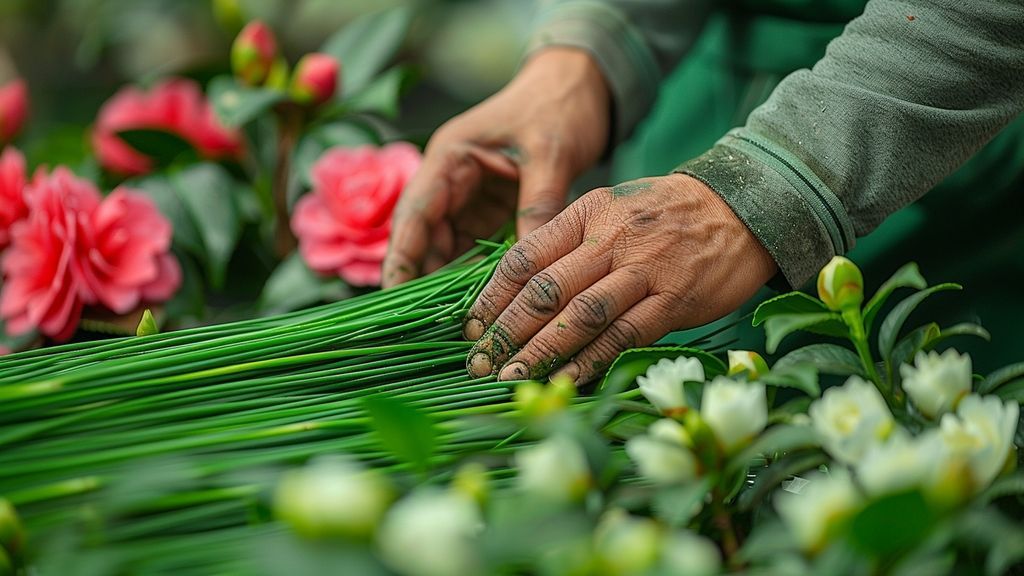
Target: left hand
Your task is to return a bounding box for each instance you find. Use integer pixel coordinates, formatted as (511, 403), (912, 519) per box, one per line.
(463, 173), (778, 385)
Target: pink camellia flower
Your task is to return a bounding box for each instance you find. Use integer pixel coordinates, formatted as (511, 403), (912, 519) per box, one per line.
(232, 20), (278, 86)
(92, 78), (243, 176)
(1, 167), (180, 341)
(0, 79), (29, 145)
(292, 142), (421, 286)
(0, 147), (28, 250)
(289, 53), (339, 106)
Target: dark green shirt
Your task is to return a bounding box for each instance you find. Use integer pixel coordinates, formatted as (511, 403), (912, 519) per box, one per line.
(528, 0), (1024, 287)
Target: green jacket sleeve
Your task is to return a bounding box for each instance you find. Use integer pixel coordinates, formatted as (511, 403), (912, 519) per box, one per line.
(677, 0), (1024, 287)
(526, 0), (712, 144)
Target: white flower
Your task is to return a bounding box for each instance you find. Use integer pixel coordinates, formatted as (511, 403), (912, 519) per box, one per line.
(378, 489), (482, 576)
(776, 469), (862, 552)
(936, 394), (1019, 491)
(274, 457), (393, 538)
(810, 376), (895, 464)
(637, 356), (705, 415)
(659, 531), (722, 576)
(855, 431), (943, 497)
(594, 509), (662, 575)
(626, 419), (698, 485)
(515, 434), (590, 502)
(727, 350), (769, 380)
(900, 349), (972, 419)
(700, 376), (767, 453)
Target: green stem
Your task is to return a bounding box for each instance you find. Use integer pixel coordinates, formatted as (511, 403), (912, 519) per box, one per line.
(842, 308), (892, 404)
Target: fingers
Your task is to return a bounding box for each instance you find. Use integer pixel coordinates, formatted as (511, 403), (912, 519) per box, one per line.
(463, 200), (589, 340)
(467, 244), (612, 376)
(550, 295), (675, 386)
(495, 267), (650, 381)
(383, 151), (478, 288)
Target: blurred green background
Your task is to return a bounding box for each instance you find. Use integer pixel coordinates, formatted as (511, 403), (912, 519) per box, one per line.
(0, 0), (532, 157)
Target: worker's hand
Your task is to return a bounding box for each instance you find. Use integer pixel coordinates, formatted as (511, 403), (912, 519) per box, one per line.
(381, 48), (610, 288)
(463, 173), (778, 385)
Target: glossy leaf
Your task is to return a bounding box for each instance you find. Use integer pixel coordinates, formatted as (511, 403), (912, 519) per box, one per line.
(760, 364), (820, 397)
(878, 283), (961, 363)
(652, 478), (713, 528)
(259, 252), (352, 315)
(738, 451), (827, 511)
(344, 65), (413, 118)
(849, 490), (935, 557)
(889, 322), (941, 371)
(209, 75), (285, 128)
(322, 6), (413, 97)
(131, 176), (204, 258)
(753, 292), (828, 326)
(863, 263), (927, 332)
(773, 343), (865, 377)
(979, 361), (1024, 394)
(116, 128), (195, 167)
(764, 312), (843, 354)
(362, 395), (438, 474)
(171, 164), (243, 289)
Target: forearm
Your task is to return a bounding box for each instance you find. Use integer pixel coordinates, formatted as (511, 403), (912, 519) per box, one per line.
(678, 0), (1024, 287)
(526, 0), (712, 145)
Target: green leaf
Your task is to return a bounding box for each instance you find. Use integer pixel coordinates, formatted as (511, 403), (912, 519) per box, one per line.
(863, 263), (927, 333)
(209, 75), (285, 128)
(878, 283), (961, 363)
(993, 379), (1024, 403)
(979, 472), (1024, 504)
(130, 176), (204, 258)
(773, 343), (865, 377)
(259, 252), (352, 315)
(760, 364), (820, 397)
(724, 425), (818, 478)
(849, 490), (936, 557)
(738, 451), (827, 511)
(934, 322), (990, 346)
(890, 322), (941, 371)
(322, 6), (413, 97)
(170, 164), (243, 289)
(362, 395), (438, 474)
(979, 361), (1024, 394)
(116, 128), (195, 167)
(764, 312), (843, 354)
(753, 292), (828, 325)
(651, 478), (713, 528)
(135, 309), (159, 337)
(345, 66), (413, 118)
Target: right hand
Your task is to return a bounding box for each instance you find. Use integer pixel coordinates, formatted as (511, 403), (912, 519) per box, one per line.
(381, 48), (611, 288)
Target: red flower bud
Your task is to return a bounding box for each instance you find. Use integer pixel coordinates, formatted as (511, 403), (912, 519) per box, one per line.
(231, 21), (278, 86)
(289, 53), (339, 106)
(0, 79), (29, 144)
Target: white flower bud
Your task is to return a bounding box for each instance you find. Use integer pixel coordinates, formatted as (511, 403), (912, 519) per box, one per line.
(700, 376), (767, 454)
(727, 350), (769, 381)
(900, 349), (972, 419)
(776, 469), (862, 553)
(936, 394), (1019, 491)
(659, 531), (722, 576)
(378, 489), (483, 576)
(855, 431), (942, 497)
(274, 457), (393, 539)
(626, 419), (698, 485)
(817, 256), (864, 311)
(637, 356), (705, 416)
(594, 509), (662, 574)
(515, 435), (591, 502)
(810, 376), (895, 464)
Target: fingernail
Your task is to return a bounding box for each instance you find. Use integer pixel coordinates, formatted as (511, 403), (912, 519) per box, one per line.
(468, 352), (493, 377)
(550, 361), (580, 386)
(463, 318), (485, 341)
(498, 361), (528, 382)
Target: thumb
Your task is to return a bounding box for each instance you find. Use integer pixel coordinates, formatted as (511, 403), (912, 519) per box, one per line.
(515, 158), (572, 239)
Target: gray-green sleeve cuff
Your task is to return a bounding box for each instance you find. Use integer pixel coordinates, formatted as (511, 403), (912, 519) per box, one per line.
(526, 1), (662, 145)
(675, 129), (856, 288)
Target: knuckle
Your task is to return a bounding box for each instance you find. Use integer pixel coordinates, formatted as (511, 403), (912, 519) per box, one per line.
(521, 271), (563, 315)
(604, 317), (643, 351)
(496, 242), (538, 284)
(568, 291), (609, 332)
